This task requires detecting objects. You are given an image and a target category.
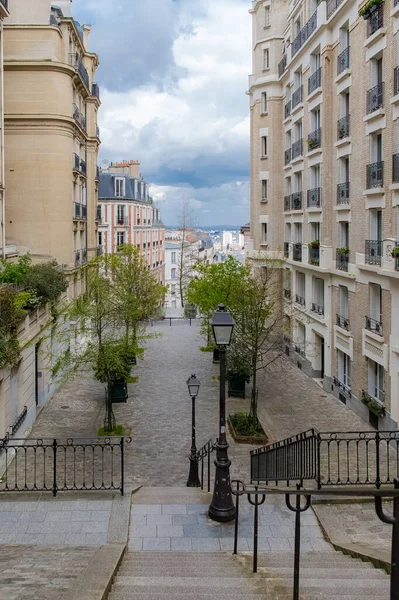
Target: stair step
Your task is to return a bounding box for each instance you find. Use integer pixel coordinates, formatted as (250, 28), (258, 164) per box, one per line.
(118, 566), (245, 577)
(269, 578), (390, 591)
(109, 593), (270, 600)
(112, 576), (262, 590)
(258, 567), (388, 580)
(254, 552), (368, 568)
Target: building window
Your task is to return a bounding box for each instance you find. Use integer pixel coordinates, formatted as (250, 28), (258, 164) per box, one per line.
(261, 223), (268, 244)
(261, 136), (268, 157)
(117, 205), (125, 225)
(171, 284), (176, 295)
(115, 178), (125, 198)
(171, 268), (177, 279)
(171, 252), (176, 263)
(337, 350), (351, 389)
(262, 92), (268, 114)
(98, 231), (102, 245)
(368, 360), (385, 402)
(263, 49), (269, 70)
(117, 232), (125, 247)
(264, 6), (270, 27)
(261, 180), (268, 202)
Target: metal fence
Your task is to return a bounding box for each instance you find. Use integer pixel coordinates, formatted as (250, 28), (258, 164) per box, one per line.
(196, 439), (217, 492)
(151, 317), (198, 327)
(0, 437), (131, 496)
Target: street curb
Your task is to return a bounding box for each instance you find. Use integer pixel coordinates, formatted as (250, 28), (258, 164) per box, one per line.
(59, 543), (126, 600)
(107, 486), (141, 545)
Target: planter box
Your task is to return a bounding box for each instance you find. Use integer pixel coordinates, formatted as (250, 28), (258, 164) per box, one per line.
(110, 379), (128, 404)
(213, 349), (220, 364)
(227, 415), (268, 446)
(227, 375), (247, 399)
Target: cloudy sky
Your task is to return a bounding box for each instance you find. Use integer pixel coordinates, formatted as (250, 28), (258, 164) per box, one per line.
(73, 0), (252, 227)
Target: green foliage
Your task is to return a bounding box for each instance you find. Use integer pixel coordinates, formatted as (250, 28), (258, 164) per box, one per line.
(361, 392), (386, 417)
(227, 345), (251, 379)
(0, 285), (27, 369)
(23, 263), (67, 305)
(0, 254), (31, 285)
(94, 342), (131, 384)
(391, 246), (399, 258)
(98, 424), (125, 436)
(229, 412), (266, 437)
(359, 0), (383, 17)
(338, 247), (350, 255)
(200, 346), (214, 352)
(308, 240), (320, 249)
(127, 376), (139, 383)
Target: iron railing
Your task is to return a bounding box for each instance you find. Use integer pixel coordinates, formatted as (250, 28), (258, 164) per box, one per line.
(291, 11), (317, 57)
(292, 85), (303, 108)
(393, 153), (399, 183)
(311, 302), (324, 316)
(292, 191), (302, 210)
(74, 202), (82, 219)
(96, 166), (100, 181)
(116, 216), (128, 226)
(0, 437), (131, 496)
(284, 100), (291, 119)
(336, 314), (350, 330)
(92, 83), (100, 99)
(292, 139), (303, 159)
(278, 54), (287, 77)
(196, 439), (216, 492)
(337, 181), (350, 204)
(284, 195), (291, 211)
(284, 148), (291, 165)
(326, 0), (345, 19)
(336, 248), (349, 271)
(367, 161), (384, 188)
(72, 104), (86, 130)
(69, 54), (90, 90)
(337, 45), (350, 74)
(365, 315), (383, 335)
(284, 242), (290, 258)
(367, 82), (384, 113)
(81, 248), (88, 265)
(307, 188), (321, 208)
(307, 128), (321, 150)
(333, 376), (351, 396)
(368, 4), (383, 37)
(295, 294), (306, 306)
(395, 66), (399, 96)
(308, 67), (321, 94)
(74, 250), (81, 267)
(337, 114), (350, 140)
(293, 243), (302, 262)
(365, 239), (382, 265)
(308, 245), (320, 266)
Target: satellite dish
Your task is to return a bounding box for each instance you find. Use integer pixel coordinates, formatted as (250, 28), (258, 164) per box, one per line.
(101, 159), (110, 172)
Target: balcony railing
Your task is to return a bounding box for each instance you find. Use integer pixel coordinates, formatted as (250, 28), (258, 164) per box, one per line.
(292, 85), (303, 109)
(294, 343), (306, 358)
(291, 11), (317, 57)
(337, 114), (350, 140)
(81, 248), (88, 265)
(284, 148), (292, 165)
(96, 166), (100, 181)
(336, 314), (350, 330)
(73, 104), (86, 130)
(284, 195), (291, 211)
(295, 294), (306, 307)
(393, 154), (399, 183)
(307, 128), (321, 151)
(336, 182), (350, 205)
(74, 250), (81, 268)
(308, 67), (322, 95)
(395, 66), (399, 97)
(336, 248), (349, 271)
(278, 54), (287, 77)
(333, 376), (351, 396)
(311, 302), (324, 316)
(365, 240), (382, 266)
(284, 242), (290, 258)
(307, 188), (321, 208)
(292, 191), (302, 210)
(366, 161), (383, 189)
(284, 100), (291, 119)
(74, 202), (81, 219)
(69, 54), (90, 91)
(80, 159), (87, 177)
(73, 153), (86, 176)
(92, 83), (100, 99)
(82, 205), (87, 220)
(293, 243), (302, 262)
(367, 4), (383, 37)
(365, 316), (383, 336)
(308, 245), (320, 266)
(292, 139), (303, 159)
(327, 0), (345, 19)
(367, 82), (384, 114)
(337, 46), (350, 74)
(116, 216), (128, 226)
(284, 288), (291, 299)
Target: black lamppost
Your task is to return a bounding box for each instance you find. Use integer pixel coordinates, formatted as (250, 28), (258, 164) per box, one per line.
(186, 374), (201, 487)
(208, 304), (236, 522)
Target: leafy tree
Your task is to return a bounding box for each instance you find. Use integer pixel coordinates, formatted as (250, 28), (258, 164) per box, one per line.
(176, 199), (198, 308)
(0, 286), (29, 369)
(24, 263), (67, 305)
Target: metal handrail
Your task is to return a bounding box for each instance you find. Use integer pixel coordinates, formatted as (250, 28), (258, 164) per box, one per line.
(196, 439), (217, 492)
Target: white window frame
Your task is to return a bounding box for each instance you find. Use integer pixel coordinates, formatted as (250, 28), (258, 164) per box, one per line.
(117, 231), (125, 247)
(262, 92), (268, 114)
(262, 180), (268, 202)
(263, 48), (270, 70)
(261, 136), (268, 157)
(261, 223), (268, 244)
(264, 6), (270, 27)
(115, 177), (125, 198)
(171, 268), (177, 279)
(171, 252), (176, 263)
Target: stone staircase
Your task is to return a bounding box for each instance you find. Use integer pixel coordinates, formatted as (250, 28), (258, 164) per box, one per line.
(107, 486), (390, 600)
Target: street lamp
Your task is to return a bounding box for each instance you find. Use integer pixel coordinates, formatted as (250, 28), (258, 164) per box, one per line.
(208, 304), (236, 522)
(186, 374), (201, 487)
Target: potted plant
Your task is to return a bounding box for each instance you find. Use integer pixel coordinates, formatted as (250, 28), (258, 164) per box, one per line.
(307, 138), (317, 151)
(308, 240), (320, 249)
(391, 246), (399, 258)
(359, 0), (384, 19)
(338, 246), (349, 255)
(361, 391), (386, 418)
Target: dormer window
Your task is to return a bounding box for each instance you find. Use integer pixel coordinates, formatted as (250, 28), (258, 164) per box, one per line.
(115, 177), (125, 198)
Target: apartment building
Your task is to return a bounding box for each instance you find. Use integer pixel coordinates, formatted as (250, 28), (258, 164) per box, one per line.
(0, 0), (7, 258)
(98, 161), (166, 284)
(165, 241), (181, 309)
(4, 0), (101, 269)
(248, 0), (399, 429)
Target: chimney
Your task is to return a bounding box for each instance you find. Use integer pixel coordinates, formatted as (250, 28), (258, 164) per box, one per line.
(57, 0), (72, 18)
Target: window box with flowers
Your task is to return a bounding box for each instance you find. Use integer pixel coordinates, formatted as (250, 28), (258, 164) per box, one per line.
(361, 390), (386, 417)
(358, 0), (384, 19)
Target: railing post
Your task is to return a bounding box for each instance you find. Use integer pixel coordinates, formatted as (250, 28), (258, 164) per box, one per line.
(248, 488), (266, 573)
(52, 439), (58, 497)
(120, 437), (125, 496)
(376, 431), (381, 489)
(374, 478), (399, 600)
(316, 432), (321, 489)
(286, 490), (311, 600)
(207, 441), (211, 493)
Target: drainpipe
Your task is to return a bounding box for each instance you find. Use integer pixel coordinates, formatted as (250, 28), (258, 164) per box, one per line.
(1, 20), (5, 260)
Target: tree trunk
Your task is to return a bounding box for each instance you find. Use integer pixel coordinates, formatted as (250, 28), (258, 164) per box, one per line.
(105, 380), (114, 433)
(249, 364), (258, 424)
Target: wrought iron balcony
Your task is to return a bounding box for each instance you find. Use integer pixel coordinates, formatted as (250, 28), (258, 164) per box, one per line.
(333, 376), (351, 396)
(365, 240), (382, 266)
(292, 139), (303, 160)
(284, 148), (292, 165)
(72, 104), (86, 130)
(294, 343), (306, 358)
(336, 314), (350, 330)
(116, 216), (128, 226)
(96, 166), (100, 181)
(337, 46), (350, 74)
(295, 294), (306, 307)
(367, 82), (384, 113)
(74, 202), (82, 219)
(393, 153), (399, 183)
(80, 159), (87, 177)
(284, 100), (291, 119)
(284, 288), (291, 299)
(292, 191), (302, 210)
(92, 83), (100, 99)
(74, 250), (81, 268)
(311, 302), (324, 316)
(292, 85), (303, 109)
(395, 66), (399, 96)
(284, 242), (290, 258)
(337, 114), (350, 140)
(82, 205), (87, 220)
(365, 316), (383, 336)
(308, 67), (322, 95)
(307, 188), (321, 208)
(367, 4), (383, 37)
(278, 54), (287, 77)
(307, 128), (321, 151)
(308, 244), (320, 266)
(293, 243), (302, 262)
(73, 153), (80, 171)
(336, 248), (349, 271)
(81, 248), (88, 265)
(69, 54), (90, 91)
(327, 0), (345, 19)
(337, 182), (350, 204)
(366, 161), (383, 189)
(291, 11), (317, 57)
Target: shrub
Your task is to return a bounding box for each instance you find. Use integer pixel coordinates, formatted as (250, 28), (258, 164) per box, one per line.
(24, 263), (67, 305)
(229, 412), (265, 437)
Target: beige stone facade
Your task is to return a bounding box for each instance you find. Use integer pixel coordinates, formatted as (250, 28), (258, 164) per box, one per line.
(248, 0), (399, 429)
(0, 0), (8, 258)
